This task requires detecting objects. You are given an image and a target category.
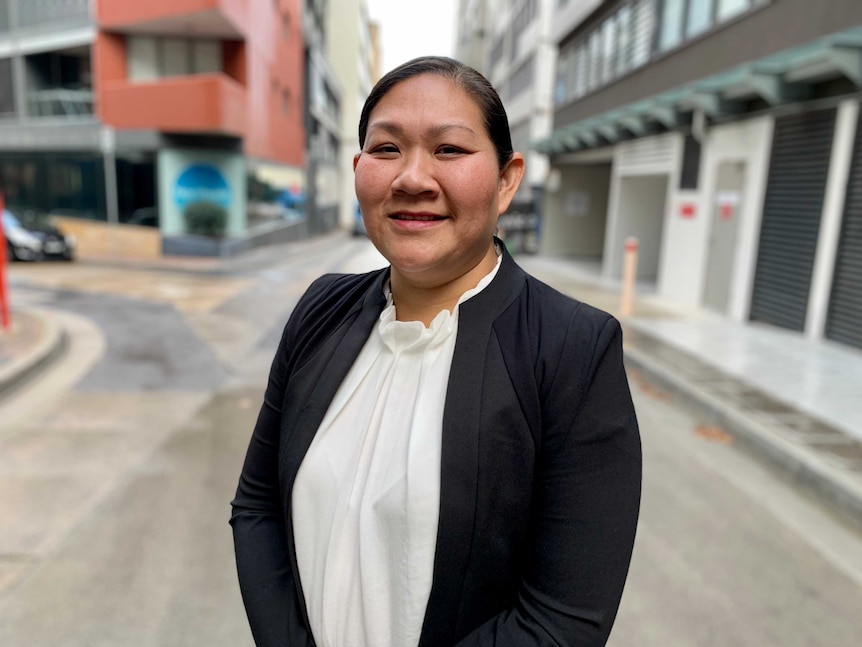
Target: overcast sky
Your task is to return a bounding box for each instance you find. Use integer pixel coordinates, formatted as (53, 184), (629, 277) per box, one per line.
(366, 0), (459, 75)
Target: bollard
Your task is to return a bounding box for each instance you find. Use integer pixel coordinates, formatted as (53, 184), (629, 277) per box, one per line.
(620, 236), (639, 318)
(0, 190), (10, 331)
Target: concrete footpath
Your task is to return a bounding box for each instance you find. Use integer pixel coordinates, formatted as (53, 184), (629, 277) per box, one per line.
(1, 243), (861, 530)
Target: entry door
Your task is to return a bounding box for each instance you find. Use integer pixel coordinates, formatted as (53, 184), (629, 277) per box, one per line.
(704, 161), (745, 313)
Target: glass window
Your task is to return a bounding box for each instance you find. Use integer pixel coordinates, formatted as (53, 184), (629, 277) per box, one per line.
(588, 30), (602, 89)
(0, 0), (10, 33)
(631, 0), (656, 68)
(128, 37), (159, 81)
(575, 43), (588, 98)
(162, 39), (191, 77)
(686, 0), (714, 37)
(555, 48), (571, 104)
(717, 0), (750, 21)
(0, 58), (14, 116)
(602, 17), (617, 83)
(192, 40), (222, 74)
(616, 6), (633, 76)
(658, 0), (684, 52)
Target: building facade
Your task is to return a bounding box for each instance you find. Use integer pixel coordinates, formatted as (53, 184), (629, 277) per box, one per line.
(324, 0), (379, 231)
(535, 0), (862, 350)
(457, 0), (559, 253)
(0, 0), (308, 253)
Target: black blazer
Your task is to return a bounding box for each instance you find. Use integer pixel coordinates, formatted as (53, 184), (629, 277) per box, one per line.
(230, 245), (641, 646)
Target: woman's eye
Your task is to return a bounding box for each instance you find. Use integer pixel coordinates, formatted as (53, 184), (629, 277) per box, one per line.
(436, 145), (465, 156)
(370, 144), (399, 155)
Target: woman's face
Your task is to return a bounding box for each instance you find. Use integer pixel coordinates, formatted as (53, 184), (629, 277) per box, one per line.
(354, 74), (523, 289)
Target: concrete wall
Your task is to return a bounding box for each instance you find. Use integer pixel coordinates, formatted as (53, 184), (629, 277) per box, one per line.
(541, 163), (610, 256)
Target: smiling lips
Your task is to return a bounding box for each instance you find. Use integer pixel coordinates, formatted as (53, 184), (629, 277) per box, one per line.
(390, 212), (447, 221)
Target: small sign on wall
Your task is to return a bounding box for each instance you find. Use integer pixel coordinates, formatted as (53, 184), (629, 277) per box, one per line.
(680, 202), (696, 219)
(715, 191), (740, 220)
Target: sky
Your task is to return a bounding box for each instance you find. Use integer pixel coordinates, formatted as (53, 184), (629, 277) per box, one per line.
(366, 0), (459, 75)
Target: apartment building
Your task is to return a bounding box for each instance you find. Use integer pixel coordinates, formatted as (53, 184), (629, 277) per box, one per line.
(0, 0), (307, 254)
(535, 0), (862, 350)
(457, 0), (558, 253)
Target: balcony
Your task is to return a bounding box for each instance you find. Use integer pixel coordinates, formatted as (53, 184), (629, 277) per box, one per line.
(97, 0), (247, 38)
(100, 73), (246, 136)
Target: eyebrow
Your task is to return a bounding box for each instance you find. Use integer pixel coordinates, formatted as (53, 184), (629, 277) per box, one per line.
(366, 121), (479, 139)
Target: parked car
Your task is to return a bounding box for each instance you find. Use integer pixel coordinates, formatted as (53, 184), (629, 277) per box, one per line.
(2, 209), (76, 261)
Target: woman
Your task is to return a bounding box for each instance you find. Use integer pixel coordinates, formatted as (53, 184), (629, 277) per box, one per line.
(231, 56), (641, 647)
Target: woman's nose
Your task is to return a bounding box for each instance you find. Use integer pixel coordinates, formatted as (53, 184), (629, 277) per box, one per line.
(392, 153), (437, 196)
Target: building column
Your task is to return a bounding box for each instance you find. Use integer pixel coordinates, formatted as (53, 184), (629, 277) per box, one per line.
(806, 99), (859, 340)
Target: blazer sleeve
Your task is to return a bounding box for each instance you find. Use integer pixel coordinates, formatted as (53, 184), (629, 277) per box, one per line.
(229, 316), (306, 647)
(455, 313), (642, 647)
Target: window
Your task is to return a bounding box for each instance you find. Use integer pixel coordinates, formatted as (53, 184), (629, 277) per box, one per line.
(0, 0), (9, 33)
(686, 0), (714, 37)
(588, 30), (602, 90)
(658, 0), (685, 52)
(602, 17), (617, 83)
(574, 43), (588, 98)
(631, 0), (656, 68)
(717, 0), (750, 21)
(679, 134), (701, 189)
(616, 6), (633, 76)
(127, 37), (223, 81)
(0, 58), (14, 117)
(163, 39), (191, 77)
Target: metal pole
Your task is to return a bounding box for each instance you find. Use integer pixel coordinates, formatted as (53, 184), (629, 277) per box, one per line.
(620, 236), (639, 318)
(101, 126), (120, 257)
(0, 190), (11, 331)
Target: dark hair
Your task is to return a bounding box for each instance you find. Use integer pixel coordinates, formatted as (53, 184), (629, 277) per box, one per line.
(358, 56), (514, 169)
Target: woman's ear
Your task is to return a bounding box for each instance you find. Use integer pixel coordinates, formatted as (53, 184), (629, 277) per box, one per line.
(497, 153), (526, 214)
(353, 152), (361, 172)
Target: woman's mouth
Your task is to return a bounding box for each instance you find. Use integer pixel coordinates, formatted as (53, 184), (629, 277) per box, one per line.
(390, 212), (447, 221)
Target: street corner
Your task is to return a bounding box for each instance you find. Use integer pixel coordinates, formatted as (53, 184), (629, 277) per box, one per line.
(0, 307), (66, 397)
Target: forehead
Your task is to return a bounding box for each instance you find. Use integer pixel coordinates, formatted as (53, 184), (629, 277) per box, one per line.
(368, 74), (486, 132)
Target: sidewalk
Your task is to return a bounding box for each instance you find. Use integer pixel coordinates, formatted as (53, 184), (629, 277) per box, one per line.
(2, 243), (861, 528)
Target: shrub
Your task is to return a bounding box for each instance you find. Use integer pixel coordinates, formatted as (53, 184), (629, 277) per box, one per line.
(183, 201), (228, 237)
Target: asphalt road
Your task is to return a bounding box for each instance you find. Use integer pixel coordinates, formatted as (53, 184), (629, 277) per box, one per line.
(1, 234), (861, 646)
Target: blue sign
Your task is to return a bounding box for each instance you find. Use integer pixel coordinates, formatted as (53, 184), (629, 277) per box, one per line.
(175, 164), (231, 209)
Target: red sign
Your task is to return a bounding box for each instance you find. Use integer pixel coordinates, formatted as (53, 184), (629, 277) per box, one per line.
(680, 203), (696, 218)
(720, 203), (734, 220)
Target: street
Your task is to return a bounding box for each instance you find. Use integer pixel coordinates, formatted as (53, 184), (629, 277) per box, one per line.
(1, 234), (861, 646)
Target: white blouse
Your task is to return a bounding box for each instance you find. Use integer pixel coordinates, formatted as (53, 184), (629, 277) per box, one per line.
(291, 253), (502, 647)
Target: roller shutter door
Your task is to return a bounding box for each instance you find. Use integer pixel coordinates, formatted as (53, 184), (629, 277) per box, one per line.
(750, 108), (836, 331)
(826, 109), (862, 349)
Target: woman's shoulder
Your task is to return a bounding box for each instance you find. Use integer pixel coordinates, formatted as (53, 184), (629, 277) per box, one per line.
(520, 271), (616, 330)
(290, 268), (389, 328)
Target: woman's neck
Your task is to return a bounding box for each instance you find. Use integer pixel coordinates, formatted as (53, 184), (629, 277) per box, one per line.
(390, 246), (498, 327)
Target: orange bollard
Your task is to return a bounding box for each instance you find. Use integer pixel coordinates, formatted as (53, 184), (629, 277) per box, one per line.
(620, 236), (639, 318)
(0, 191), (10, 331)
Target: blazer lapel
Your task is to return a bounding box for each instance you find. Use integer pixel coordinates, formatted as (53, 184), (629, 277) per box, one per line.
(420, 245), (526, 645)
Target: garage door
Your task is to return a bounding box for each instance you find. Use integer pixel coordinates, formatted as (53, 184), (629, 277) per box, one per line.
(749, 108), (836, 331)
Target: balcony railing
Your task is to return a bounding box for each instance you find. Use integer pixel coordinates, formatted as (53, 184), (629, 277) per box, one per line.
(27, 87), (94, 117)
